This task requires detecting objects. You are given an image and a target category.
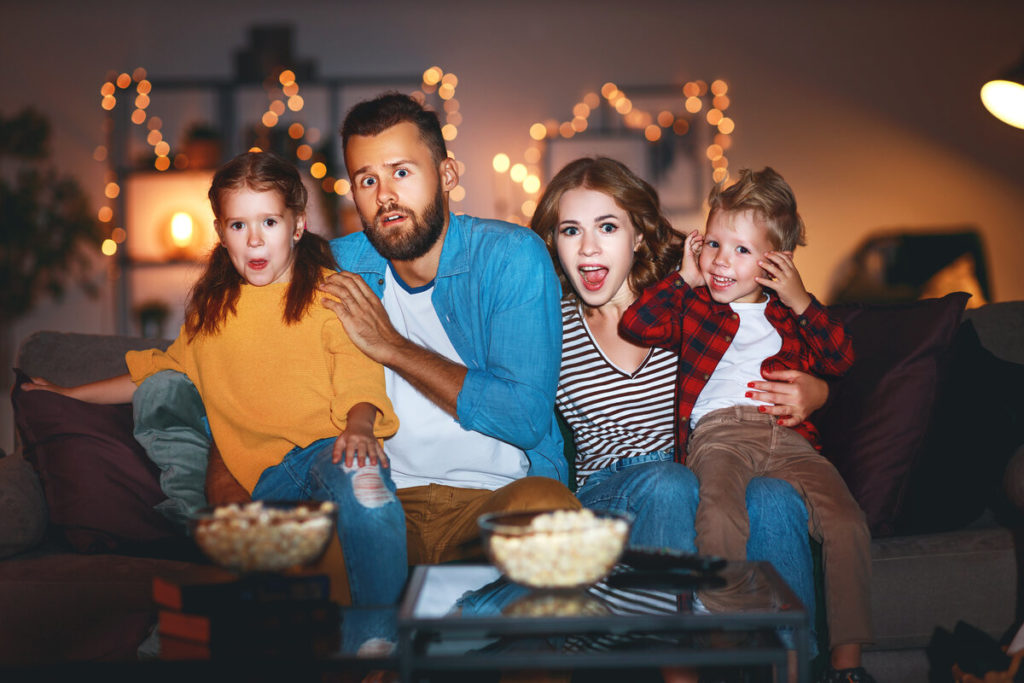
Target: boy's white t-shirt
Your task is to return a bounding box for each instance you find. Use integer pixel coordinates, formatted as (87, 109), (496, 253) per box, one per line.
(379, 266), (529, 490)
(690, 297), (783, 429)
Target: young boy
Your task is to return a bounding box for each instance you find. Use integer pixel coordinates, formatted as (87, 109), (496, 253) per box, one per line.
(620, 167), (874, 683)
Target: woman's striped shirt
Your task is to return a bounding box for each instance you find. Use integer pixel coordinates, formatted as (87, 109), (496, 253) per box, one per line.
(556, 299), (677, 489)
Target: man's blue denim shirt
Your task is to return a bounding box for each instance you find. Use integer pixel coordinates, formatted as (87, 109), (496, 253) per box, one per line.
(330, 212), (567, 484)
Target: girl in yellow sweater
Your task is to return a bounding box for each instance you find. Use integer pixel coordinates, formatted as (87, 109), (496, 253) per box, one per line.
(23, 151), (406, 604)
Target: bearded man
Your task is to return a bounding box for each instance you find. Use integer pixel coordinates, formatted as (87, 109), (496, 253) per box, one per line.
(316, 92), (577, 600)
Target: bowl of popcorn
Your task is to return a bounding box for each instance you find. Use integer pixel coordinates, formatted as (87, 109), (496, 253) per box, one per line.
(191, 501), (336, 573)
(478, 508), (632, 590)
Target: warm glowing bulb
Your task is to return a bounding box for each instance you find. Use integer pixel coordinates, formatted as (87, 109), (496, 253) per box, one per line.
(269, 100), (286, 116)
(131, 109), (146, 125)
(438, 83), (455, 100)
(529, 123), (547, 141)
(524, 147), (541, 164)
(262, 111), (279, 127)
(288, 123), (305, 139)
(101, 239), (117, 256)
(93, 145), (108, 162)
(105, 182), (120, 199)
(711, 79), (728, 96)
(718, 117), (735, 135)
(559, 122), (575, 138)
(521, 199), (537, 217)
(154, 141), (170, 157)
(136, 80), (152, 95)
(296, 144), (313, 161)
(279, 69), (296, 85)
(116, 73), (131, 89)
(573, 103), (590, 118)
(101, 82), (115, 96)
(441, 124), (458, 141)
(510, 163), (528, 183)
(449, 185), (466, 202)
(170, 212), (194, 248)
(644, 125), (662, 142)
(571, 116), (588, 132)
(492, 153), (511, 173)
(154, 156), (170, 171)
(685, 97), (702, 114)
(981, 79), (1024, 129)
(101, 95), (116, 111)
(523, 175), (541, 194)
(423, 66), (443, 86)
(111, 227), (127, 243)
(287, 95), (304, 111)
(334, 179), (351, 195)
(310, 162), (327, 179)
(98, 206), (113, 222)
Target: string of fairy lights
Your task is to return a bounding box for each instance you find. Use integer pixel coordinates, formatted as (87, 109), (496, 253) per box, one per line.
(93, 65), (467, 257)
(92, 66), (730, 255)
(494, 79), (735, 223)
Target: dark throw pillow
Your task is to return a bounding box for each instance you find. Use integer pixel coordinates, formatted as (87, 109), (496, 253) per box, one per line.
(11, 368), (179, 552)
(897, 320), (1024, 533)
(816, 292), (969, 537)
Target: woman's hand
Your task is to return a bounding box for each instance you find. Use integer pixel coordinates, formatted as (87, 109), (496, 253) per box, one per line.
(679, 230), (705, 288)
(747, 368), (829, 427)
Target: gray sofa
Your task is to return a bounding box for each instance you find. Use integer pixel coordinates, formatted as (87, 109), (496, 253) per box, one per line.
(2, 299), (1023, 681)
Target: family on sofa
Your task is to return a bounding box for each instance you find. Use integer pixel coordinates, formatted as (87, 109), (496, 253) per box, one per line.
(19, 91), (920, 682)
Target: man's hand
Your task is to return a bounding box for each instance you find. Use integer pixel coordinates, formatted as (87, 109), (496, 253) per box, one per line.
(679, 230), (705, 288)
(746, 368), (829, 427)
(755, 251), (811, 315)
(319, 271), (407, 364)
(332, 403), (388, 468)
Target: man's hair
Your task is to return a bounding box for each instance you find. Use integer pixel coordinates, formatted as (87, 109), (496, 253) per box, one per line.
(707, 167), (806, 251)
(340, 92), (447, 166)
(530, 157), (683, 302)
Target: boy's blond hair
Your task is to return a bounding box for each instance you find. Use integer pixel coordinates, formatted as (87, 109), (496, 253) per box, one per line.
(707, 167), (806, 251)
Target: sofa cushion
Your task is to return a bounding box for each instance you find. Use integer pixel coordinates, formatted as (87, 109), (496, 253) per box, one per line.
(897, 319), (1024, 533)
(11, 369), (180, 552)
(0, 451), (47, 558)
(817, 292), (969, 537)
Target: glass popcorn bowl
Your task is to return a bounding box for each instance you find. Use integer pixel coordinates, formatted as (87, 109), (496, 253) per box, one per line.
(478, 508), (632, 590)
(191, 501), (336, 573)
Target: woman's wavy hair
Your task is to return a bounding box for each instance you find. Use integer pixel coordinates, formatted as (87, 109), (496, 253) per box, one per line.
(184, 151), (337, 339)
(529, 157), (682, 303)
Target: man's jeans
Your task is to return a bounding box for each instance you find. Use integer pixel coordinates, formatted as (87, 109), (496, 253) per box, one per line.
(575, 451), (815, 632)
(252, 438), (408, 606)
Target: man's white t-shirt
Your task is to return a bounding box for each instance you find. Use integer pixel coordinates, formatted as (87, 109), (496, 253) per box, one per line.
(380, 266), (529, 490)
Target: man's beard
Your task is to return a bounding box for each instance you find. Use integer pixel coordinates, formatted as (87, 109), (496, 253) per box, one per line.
(361, 188), (446, 261)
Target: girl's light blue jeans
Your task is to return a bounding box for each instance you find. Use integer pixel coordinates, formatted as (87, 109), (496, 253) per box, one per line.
(576, 451), (815, 640)
(251, 438), (408, 606)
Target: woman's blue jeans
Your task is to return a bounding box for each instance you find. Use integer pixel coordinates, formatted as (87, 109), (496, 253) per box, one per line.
(252, 438), (408, 606)
(576, 451), (815, 632)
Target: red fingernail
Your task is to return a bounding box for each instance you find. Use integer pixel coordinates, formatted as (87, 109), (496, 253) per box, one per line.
(758, 405), (766, 413)
(777, 419), (785, 425)
(747, 382), (755, 388)
(745, 391), (753, 398)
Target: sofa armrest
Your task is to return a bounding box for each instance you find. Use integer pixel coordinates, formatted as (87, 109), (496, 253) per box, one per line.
(15, 331), (170, 387)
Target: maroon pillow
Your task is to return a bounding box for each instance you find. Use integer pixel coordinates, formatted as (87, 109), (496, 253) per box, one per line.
(11, 369), (179, 552)
(815, 292), (969, 537)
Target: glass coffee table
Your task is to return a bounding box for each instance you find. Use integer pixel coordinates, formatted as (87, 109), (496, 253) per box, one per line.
(397, 561), (809, 682)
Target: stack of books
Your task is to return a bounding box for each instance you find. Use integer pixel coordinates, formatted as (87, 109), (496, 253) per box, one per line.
(154, 573), (341, 660)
